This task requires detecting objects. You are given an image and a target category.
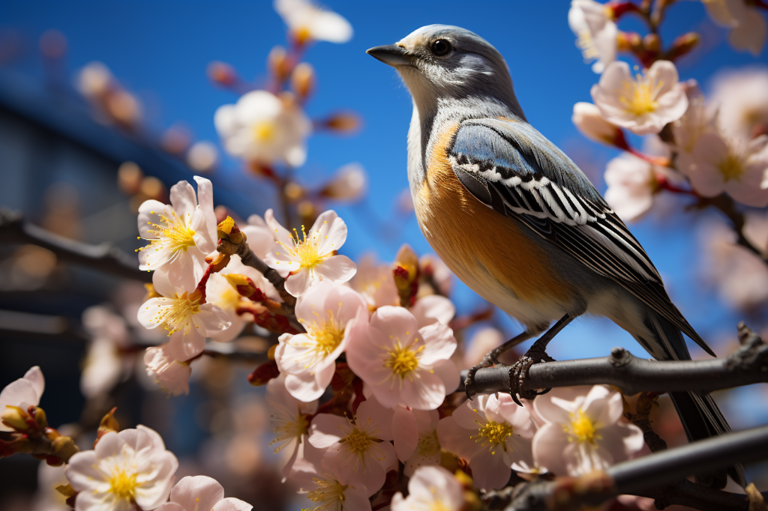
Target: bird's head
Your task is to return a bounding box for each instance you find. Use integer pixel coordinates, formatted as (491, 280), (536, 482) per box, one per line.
(367, 25), (524, 118)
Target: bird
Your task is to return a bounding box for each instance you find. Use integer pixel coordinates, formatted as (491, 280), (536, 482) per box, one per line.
(367, 24), (744, 488)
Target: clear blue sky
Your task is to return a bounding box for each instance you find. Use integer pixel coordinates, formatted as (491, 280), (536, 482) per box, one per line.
(2, 0), (767, 427)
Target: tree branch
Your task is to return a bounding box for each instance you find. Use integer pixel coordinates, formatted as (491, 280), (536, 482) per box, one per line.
(459, 323), (767, 396)
(702, 195), (768, 265)
(490, 424), (768, 511)
(0, 209), (150, 282)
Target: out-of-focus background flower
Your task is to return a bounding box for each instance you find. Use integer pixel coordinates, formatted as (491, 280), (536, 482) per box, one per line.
(0, 0), (766, 509)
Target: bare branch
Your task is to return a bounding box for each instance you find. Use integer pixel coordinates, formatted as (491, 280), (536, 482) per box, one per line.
(459, 324), (768, 396)
(488, 424), (768, 511)
(701, 195), (768, 265)
(0, 209), (150, 282)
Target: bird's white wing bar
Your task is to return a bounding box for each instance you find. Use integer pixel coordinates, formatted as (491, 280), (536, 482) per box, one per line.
(448, 117), (705, 347)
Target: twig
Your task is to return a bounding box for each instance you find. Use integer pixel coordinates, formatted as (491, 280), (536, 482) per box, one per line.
(490, 424), (768, 511)
(459, 323), (768, 396)
(702, 195), (768, 265)
(0, 209), (150, 283)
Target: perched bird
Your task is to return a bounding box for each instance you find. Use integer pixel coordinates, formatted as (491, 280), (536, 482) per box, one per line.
(368, 25), (744, 488)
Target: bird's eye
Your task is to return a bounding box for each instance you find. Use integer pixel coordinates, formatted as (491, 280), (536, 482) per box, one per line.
(431, 39), (452, 57)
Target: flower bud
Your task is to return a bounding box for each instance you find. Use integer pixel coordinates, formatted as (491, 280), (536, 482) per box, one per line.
(144, 283), (161, 300)
(105, 90), (142, 128)
(160, 125), (191, 155)
(643, 33), (661, 53)
(666, 32), (700, 61)
(217, 216), (246, 244)
(187, 141), (218, 173)
(393, 244), (420, 307)
(51, 436), (79, 461)
(139, 176), (167, 202)
(297, 200), (317, 228)
(268, 45), (292, 82)
(284, 182), (305, 203)
(320, 163), (367, 202)
(117, 161), (143, 195)
(1, 406), (32, 432)
(207, 61), (237, 87)
(32, 407), (48, 429)
(572, 102), (629, 150)
(322, 112), (361, 133)
(224, 274), (265, 301)
(291, 62), (315, 100)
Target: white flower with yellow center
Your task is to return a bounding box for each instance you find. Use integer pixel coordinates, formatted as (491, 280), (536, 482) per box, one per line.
(678, 132), (768, 207)
(265, 209), (357, 297)
(66, 426), (178, 511)
(391, 466), (464, 511)
(137, 177), (217, 293)
(532, 385), (644, 477)
(156, 475), (252, 511)
(309, 398), (397, 495)
(274, 0), (353, 45)
(391, 408), (443, 477)
(214, 90), (312, 168)
(568, 0), (617, 74)
(275, 280), (367, 402)
(138, 271), (231, 358)
(591, 60), (688, 135)
(290, 454), (373, 511)
(0, 366), (44, 432)
(346, 305), (459, 410)
(266, 373), (318, 479)
(436, 394), (537, 491)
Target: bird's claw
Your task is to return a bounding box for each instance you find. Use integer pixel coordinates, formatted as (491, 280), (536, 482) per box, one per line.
(464, 350), (500, 401)
(508, 348), (555, 406)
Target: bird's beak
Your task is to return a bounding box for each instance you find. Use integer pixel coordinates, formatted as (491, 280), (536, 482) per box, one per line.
(366, 45), (414, 67)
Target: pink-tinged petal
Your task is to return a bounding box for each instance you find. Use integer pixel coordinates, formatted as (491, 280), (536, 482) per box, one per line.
(23, 365), (44, 401)
(242, 215), (273, 260)
(192, 304), (232, 336)
(729, 8), (767, 56)
(390, 493), (406, 511)
(506, 434), (537, 473)
(436, 416), (478, 460)
(309, 210), (339, 238)
(597, 423), (645, 464)
(325, 284), (368, 325)
(313, 357), (337, 397)
(192, 176), (217, 246)
(356, 398), (395, 440)
(285, 268), (312, 297)
(170, 475), (224, 511)
(392, 406), (419, 461)
(284, 371), (325, 402)
(414, 409), (439, 433)
(470, 449), (511, 491)
(693, 132), (730, 163)
(264, 209), (294, 247)
(534, 387), (590, 424)
(64, 450), (102, 491)
(418, 322), (457, 366)
(404, 450), (442, 477)
(0, 380), (40, 429)
(309, 414), (349, 448)
(647, 61), (679, 97)
(151, 268), (182, 298)
(406, 466), (464, 505)
(320, 216), (348, 253)
(323, 440), (386, 493)
(410, 294), (456, 327)
(532, 423), (571, 476)
(433, 359), (460, 395)
(212, 498), (253, 511)
(342, 487), (373, 511)
(370, 306), (419, 346)
(137, 297), (171, 330)
(167, 330), (207, 361)
(137, 200), (168, 239)
(688, 162), (726, 198)
(398, 370), (445, 410)
(169, 180), (198, 220)
(582, 385), (622, 427)
(73, 489), (118, 511)
(156, 503), (185, 511)
(315, 255), (357, 284)
(295, 279), (333, 323)
(492, 394), (536, 439)
(452, 397), (488, 430)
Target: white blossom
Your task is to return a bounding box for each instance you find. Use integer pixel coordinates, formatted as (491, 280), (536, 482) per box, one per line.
(274, 0), (353, 44)
(568, 0), (617, 73)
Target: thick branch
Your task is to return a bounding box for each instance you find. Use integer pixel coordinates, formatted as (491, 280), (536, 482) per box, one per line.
(460, 325), (767, 396)
(0, 209), (150, 282)
(495, 425), (768, 511)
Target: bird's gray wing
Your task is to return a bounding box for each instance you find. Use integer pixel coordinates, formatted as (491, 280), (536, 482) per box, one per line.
(448, 117), (709, 353)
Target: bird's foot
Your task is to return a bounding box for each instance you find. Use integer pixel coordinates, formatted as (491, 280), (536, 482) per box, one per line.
(464, 349), (501, 401)
(508, 345), (555, 406)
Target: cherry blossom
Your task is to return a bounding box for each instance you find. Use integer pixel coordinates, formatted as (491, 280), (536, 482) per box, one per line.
(156, 476), (251, 511)
(572, 102), (623, 147)
(214, 90), (312, 168)
(532, 385), (644, 477)
(671, 81), (717, 155)
(308, 398), (396, 494)
(80, 306), (130, 399)
(677, 133), (768, 207)
(0, 366), (44, 432)
(702, 0), (766, 56)
(290, 450), (373, 511)
(393, 408), (442, 476)
(321, 163), (368, 201)
(410, 294), (455, 328)
(265, 209), (357, 297)
(591, 60), (688, 135)
(604, 154), (660, 222)
(346, 306), (459, 410)
(144, 341), (193, 396)
(267, 373), (318, 478)
(138, 271), (231, 354)
(275, 280), (367, 401)
(437, 394), (537, 491)
(137, 176), (217, 293)
(274, 0), (353, 45)
(66, 426), (178, 511)
(241, 214), (274, 260)
(709, 67), (768, 140)
(463, 327), (504, 367)
(568, 0), (617, 73)
(349, 254), (399, 310)
(391, 466), (464, 511)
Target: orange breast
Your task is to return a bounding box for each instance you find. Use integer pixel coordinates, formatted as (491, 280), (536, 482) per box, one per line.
(412, 122), (574, 311)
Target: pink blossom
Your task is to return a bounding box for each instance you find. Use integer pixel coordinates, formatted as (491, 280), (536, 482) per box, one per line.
(604, 154), (660, 222)
(709, 67), (768, 141)
(349, 254), (399, 310)
(275, 280), (367, 401)
(391, 466), (464, 511)
(0, 366), (44, 432)
(241, 214), (273, 260)
(532, 385), (644, 477)
(463, 327), (504, 367)
(144, 335), (198, 396)
(156, 476), (251, 511)
(265, 209), (357, 297)
(346, 306), (459, 410)
(308, 398), (396, 494)
(410, 294), (455, 328)
(289, 450), (373, 511)
(137, 177), (217, 293)
(437, 394), (537, 491)
(591, 60), (688, 135)
(267, 373), (318, 479)
(568, 0), (617, 74)
(395, 409), (442, 476)
(678, 133), (768, 207)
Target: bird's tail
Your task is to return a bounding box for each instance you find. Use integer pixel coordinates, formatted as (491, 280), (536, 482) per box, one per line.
(641, 312), (746, 489)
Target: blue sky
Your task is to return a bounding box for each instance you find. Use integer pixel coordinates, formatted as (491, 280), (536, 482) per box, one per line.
(2, 0), (768, 428)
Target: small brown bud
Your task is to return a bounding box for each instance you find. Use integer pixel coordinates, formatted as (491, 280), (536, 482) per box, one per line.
(248, 360), (280, 386)
(268, 46), (292, 82)
(51, 436), (79, 462)
(207, 61), (238, 87)
(323, 112), (361, 134)
(643, 33), (661, 53)
(95, 407), (119, 447)
(666, 32), (700, 61)
(117, 161), (143, 195)
(291, 62), (315, 99)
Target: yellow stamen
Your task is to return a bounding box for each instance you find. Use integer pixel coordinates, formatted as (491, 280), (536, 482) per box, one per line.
(306, 477), (348, 511)
(717, 152), (744, 182)
(269, 411), (310, 453)
(149, 292), (202, 336)
(619, 71), (663, 116)
(136, 209), (196, 263)
(253, 121), (275, 142)
(384, 342), (422, 379)
(417, 429), (441, 457)
(277, 223), (333, 271)
(108, 470), (138, 501)
(341, 427), (375, 455)
(566, 409), (601, 445)
(472, 420), (515, 454)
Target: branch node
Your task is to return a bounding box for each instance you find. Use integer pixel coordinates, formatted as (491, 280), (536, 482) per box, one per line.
(610, 347), (631, 367)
